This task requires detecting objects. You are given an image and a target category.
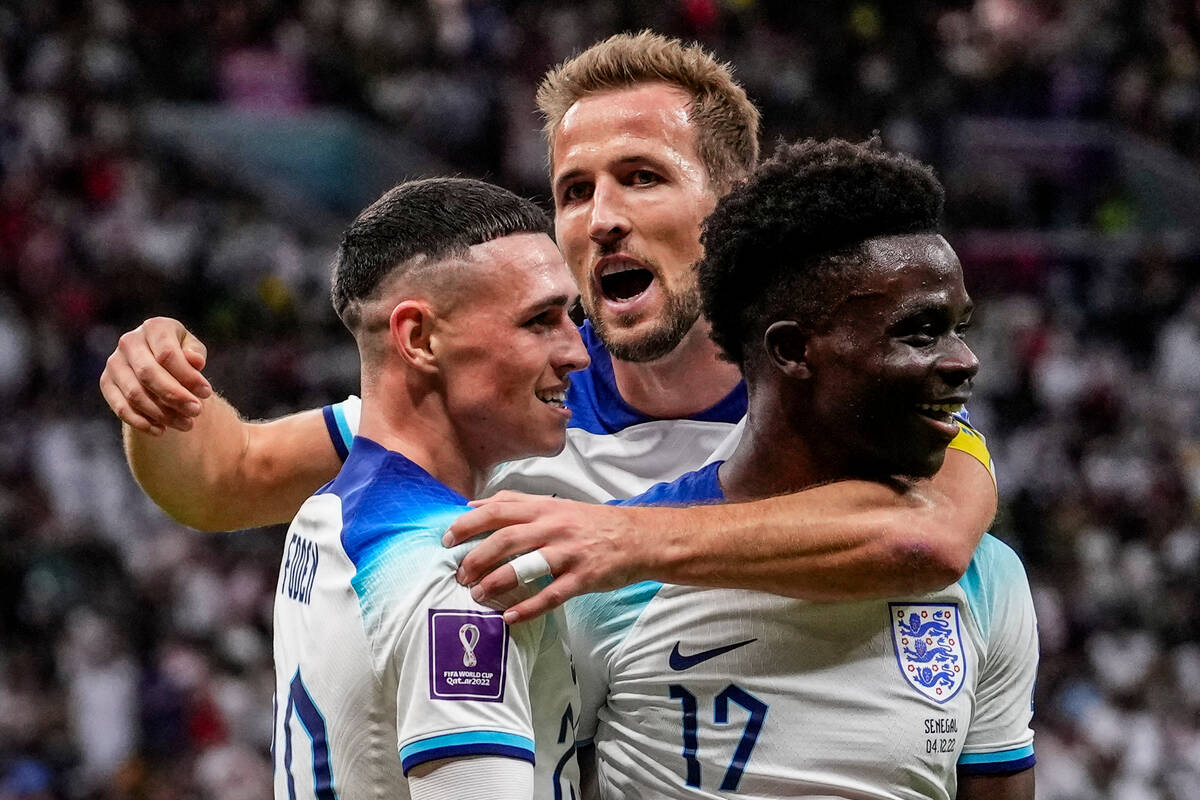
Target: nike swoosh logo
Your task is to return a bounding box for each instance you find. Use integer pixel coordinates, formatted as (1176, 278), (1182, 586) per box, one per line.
(668, 638), (757, 671)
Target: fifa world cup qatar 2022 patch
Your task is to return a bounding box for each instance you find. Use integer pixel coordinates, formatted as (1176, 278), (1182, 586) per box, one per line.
(889, 603), (966, 704)
(428, 609), (509, 702)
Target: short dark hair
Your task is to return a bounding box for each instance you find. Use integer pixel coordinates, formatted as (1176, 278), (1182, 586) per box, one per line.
(698, 137), (944, 370)
(331, 178), (550, 328)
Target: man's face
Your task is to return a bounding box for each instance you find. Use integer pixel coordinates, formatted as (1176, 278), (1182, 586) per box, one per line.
(433, 233), (589, 469)
(550, 83), (718, 362)
(803, 234), (979, 480)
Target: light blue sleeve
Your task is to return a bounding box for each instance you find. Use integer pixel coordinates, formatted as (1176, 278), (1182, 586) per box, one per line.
(564, 582), (662, 743)
(957, 535), (1038, 774)
(321, 395), (361, 461)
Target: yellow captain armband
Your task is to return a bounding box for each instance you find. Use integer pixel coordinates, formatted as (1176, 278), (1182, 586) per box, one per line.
(947, 419), (996, 487)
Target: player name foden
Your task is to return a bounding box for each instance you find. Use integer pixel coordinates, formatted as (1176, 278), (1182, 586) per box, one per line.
(281, 532), (319, 605)
(923, 718), (959, 734)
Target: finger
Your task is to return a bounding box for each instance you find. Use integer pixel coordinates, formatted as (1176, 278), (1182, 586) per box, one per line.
(103, 355), (174, 428)
(502, 577), (578, 624)
(466, 490), (542, 507)
(445, 502), (543, 546)
(469, 563), (520, 605)
(179, 332), (212, 397)
(121, 337), (203, 415)
(455, 523), (546, 586)
(143, 327), (211, 405)
(99, 371), (164, 435)
(444, 505), (499, 546)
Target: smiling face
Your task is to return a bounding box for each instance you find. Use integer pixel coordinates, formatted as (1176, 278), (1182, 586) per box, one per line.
(550, 83), (718, 362)
(801, 234), (979, 480)
(432, 232), (590, 470)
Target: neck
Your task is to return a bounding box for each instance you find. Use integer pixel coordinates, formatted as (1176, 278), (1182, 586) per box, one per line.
(610, 322), (742, 419)
(358, 374), (484, 499)
(717, 387), (844, 502)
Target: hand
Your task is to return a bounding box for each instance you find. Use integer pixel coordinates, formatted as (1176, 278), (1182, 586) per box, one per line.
(444, 491), (650, 624)
(99, 317), (213, 435)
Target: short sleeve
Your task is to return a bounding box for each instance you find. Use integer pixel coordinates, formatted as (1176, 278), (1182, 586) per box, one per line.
(322, 395), (361, 461)
(958, 536), (1038, 774)
(564, 582), (662, 743)
(380, 551), (547, 775)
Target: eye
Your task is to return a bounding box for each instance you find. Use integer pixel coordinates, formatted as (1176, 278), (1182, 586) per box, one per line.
(901, 326), (938, 346)
(629, 169), (660, 186)
(524, 308), (562, 328)
(893, 314), (945, 346)
(559, 181), (592, 204)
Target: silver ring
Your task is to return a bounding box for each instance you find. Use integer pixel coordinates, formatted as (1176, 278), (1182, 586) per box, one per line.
(509, 550), (553, 585)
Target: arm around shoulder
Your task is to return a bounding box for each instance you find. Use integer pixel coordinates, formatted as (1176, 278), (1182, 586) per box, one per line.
(646, 447), (996, 600)
(125, 397), (343, 531)
(449, 430), (997, 619)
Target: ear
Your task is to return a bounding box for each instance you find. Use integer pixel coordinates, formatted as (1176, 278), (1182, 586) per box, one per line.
(763, 320), (812, 379)
(389, 300), (439, 374)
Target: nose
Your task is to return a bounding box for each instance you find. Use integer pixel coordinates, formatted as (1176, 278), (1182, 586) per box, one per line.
(588, 178), (630, 248)
(554, 321), (590, 377)
(938, 335), (979, 387)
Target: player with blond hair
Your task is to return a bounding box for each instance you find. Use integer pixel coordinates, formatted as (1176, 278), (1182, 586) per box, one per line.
(101, 31), (997, 640)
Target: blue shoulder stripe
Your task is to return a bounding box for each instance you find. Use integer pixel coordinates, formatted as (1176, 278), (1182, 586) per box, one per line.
(958, 745), (1036, 774)
(322, 404), (352, 462)
(399, 731), (535, 774)
(567, 322), (746, 435)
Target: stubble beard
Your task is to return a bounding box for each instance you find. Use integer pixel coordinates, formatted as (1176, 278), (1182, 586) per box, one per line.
(587, 282), (703, 364)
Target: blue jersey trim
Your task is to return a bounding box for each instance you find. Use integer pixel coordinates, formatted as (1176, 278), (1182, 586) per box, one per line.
(617, 461), (725, 507)
(320, 438), (469, 625)
(322, 404), (353, 461)
(958, 745), (1036, 774)
(566, 322), (746, 435)
(399, 731), (535, 774)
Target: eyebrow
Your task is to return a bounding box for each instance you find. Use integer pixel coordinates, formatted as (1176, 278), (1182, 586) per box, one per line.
(887, 297), (975, 323)
(553, 155), (665, 190)
(517, 293), (574, 317)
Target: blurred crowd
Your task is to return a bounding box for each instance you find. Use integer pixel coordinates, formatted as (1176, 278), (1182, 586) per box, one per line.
(0, 1), (1198, 798)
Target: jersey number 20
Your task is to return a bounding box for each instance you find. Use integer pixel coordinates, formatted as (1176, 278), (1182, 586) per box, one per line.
(274, 670), (337, 799)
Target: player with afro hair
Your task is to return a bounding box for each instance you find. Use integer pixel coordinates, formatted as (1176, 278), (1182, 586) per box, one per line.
(698, 137), (944, 373)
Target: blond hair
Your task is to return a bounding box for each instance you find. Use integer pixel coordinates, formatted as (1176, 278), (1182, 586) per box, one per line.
(537, 31), (760, 192)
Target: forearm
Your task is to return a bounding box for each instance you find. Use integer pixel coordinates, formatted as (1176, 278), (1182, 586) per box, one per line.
(957, 768), (1034, 800)
(125, 392), (249, 529)
(408, 755), (534, 800)
(634, 451), (995, 600)
(124, 395), (340, 531)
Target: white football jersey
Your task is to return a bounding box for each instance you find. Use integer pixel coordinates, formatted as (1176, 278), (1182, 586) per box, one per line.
(565, 462), (1037, 800)
(271, 437), (580, 800)
(323, 322), (748, 503)
(325, 324), (991, 503)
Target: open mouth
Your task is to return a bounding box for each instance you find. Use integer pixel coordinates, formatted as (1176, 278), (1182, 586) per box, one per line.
(599, 262), (654, 302)
(536, 389), (567, 409)
(915, 402), (965, 425)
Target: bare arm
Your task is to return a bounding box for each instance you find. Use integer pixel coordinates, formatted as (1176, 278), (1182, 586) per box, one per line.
(102, 317), (343, 531)
(578, 744), (598, 800)
(448, 448), (995, 623)
(409, 755), (534, 800)
(124, 399), (342, 530)
(957, 768), (1034, 800)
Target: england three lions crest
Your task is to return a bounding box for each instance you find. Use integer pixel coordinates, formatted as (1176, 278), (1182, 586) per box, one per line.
(889, 603), (966, 704)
